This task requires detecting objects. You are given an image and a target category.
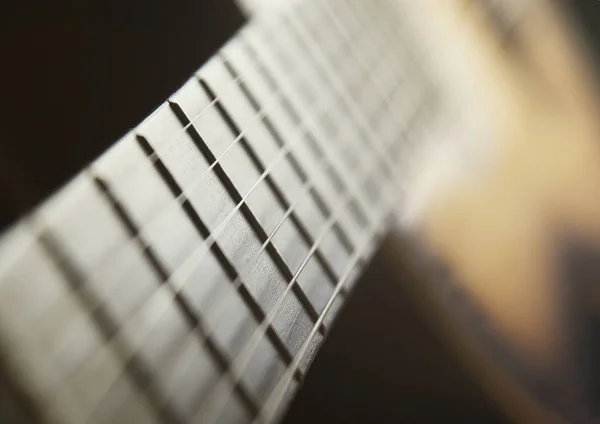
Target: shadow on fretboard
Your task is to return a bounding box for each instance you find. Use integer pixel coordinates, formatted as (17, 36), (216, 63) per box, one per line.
(283, 236), (509, 423)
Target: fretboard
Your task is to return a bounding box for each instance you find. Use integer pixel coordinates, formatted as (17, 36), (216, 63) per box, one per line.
(0, 1), (437, 423)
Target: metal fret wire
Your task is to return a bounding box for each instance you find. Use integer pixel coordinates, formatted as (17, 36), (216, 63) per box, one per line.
(50, 70), (374, 399)
(94, 73), (245, 183)
(351, 0), (420, 86)
(290, 5), (406, 166)
(257, 210), (391, 424)
(31, 19), (398, 418)
(193, 118), (398, 424)
(325, 0), (407, 86)
(198, 11), (420, 423)
(202, 188), (398, 423)
(0, 1), (431, 422)
(95, 14), (314, 182)
(220, 45), (370, 254)
(31, 24), (371, 323)
(122, 21), (406, 420)
(198, 38), (416, 424)
(303, 0), (408, 128)
(256, 10), (400, 216)
(83, 73), (405, 420)
(281, 7), (405, 191)
(50, 33), (406, 412)
(271, 9), (398, 225)
(322, 1), (405, 127)
(164, 149), (387, 422)
(33, 3), (383, 298)
(243, 13), (388, 222)
(248, 17), (418, 417)
(251, 16), (399, 222)
(105, 4), (412, 420)
(194, 131), (402, 423)
(217, 4), (393, 228)
(326, 2), (421, 156)
(0, 52), (262, 279)
(0, 0), (398, 284)
(346, 0), (424, 94)
(233, 40), (381, 238)
(80, 130), (389, 423)
(169, 88), (407, 351)
(108, 0), (399, 191)
(39, 22), (315, 228)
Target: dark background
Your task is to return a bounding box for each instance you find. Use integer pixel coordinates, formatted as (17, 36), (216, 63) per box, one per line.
(566, 0), (600, 66)
(0, 0), (244, 230)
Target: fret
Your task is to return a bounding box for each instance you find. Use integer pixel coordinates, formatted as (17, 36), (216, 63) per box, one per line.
(248, 25), (377, 234)
(282, 12), (402, 189)
(94, 173), (267, 417)
(206, 53), (364, 280)
(257, 216), (389, 424)
(69, 51), (358, 294)
(231, 44), (362, 251)
(192, 121), (395, 424)
(322, 5), (401, 123)
(167, 87), (341, 327)
(0, 0), (435, 423)
(34, 181), (187, 423)
(198, 76), (344, 295)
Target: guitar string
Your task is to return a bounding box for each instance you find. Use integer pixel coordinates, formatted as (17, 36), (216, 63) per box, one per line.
(281, 6), (406, 193)
(255, 203), (392, 424)
(0, 0), (397, 280)
(29, 34), (391, 342)
(29, 5), (379, 289)
(251, 4), (406, 224)
(257, 19), (425, 418)
(192, 121), (399, 424)
(249, 18), (395, 225)
(79, 106), (398, 422)
(32, 0), (400, 328)
(44, 45), (407, 414)
(0, 2), (424, 420)
(78, 34), (414, 420)
(59, 7), (422, 420)
(38, 71), (367, 388)
(196, 13), (422, 420)
(252, 2), (532, 421)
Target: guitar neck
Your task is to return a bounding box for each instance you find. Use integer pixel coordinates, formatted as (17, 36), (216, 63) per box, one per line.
(0, 1), (435, 423)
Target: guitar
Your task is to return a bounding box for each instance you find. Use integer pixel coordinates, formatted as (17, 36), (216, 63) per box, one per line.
(2, 0), (600, 423)
(0, 1), (431, 423)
